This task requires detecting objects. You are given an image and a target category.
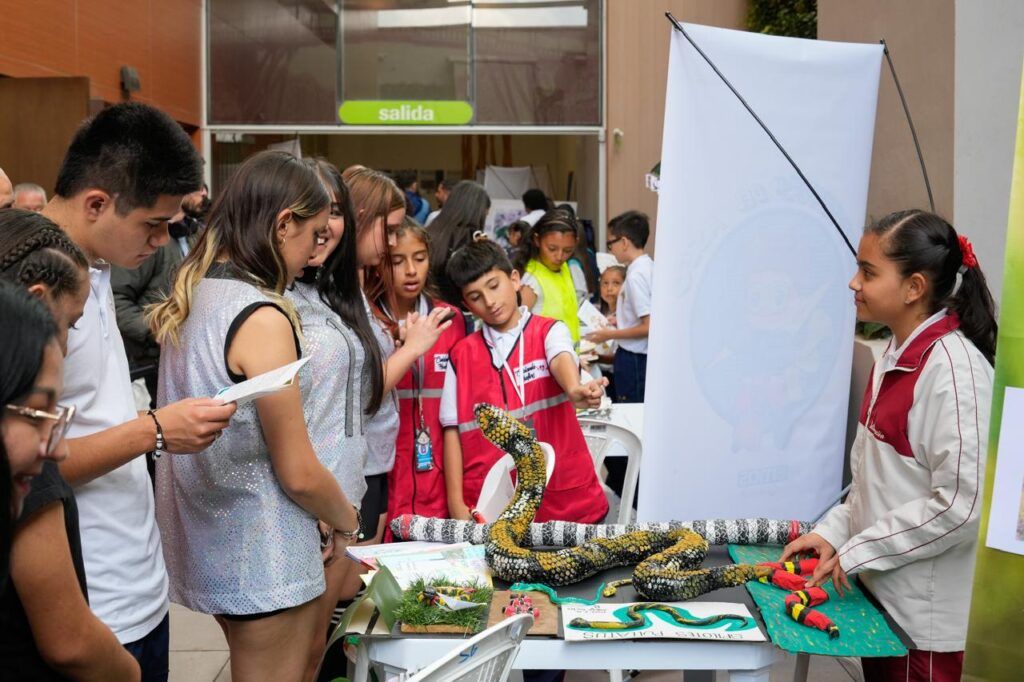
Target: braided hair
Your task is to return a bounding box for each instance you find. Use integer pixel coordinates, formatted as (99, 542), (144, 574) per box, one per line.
(868, 209), (998, 365)
(0, 209), (88, 300)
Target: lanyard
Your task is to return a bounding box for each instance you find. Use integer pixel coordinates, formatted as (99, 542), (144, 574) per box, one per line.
(483, 323), (526, 406)
(411, 355), (427, 431)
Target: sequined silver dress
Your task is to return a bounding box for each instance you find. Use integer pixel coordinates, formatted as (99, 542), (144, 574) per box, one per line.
(363, 294), (399, 477)
(287, 281), (370, 505)
(156, 270), (324, 615)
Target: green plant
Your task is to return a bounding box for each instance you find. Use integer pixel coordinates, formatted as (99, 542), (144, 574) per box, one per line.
(856, 321), (892, 340)
(747, 0), (817, 39)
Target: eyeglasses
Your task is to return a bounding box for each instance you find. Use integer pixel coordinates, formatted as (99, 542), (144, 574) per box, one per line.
(606, 237), (623, 248)
(4, 403), (76, 457)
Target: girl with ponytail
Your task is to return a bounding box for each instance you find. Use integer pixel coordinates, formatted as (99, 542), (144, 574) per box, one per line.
(149, 151), (361, 681)
(782, 209), (996, 680)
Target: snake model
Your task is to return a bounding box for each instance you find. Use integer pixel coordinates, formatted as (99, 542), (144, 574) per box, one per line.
(472, 404), (808, 601)
(568, 602), (748, 631)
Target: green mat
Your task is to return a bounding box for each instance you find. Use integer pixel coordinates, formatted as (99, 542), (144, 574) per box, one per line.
(728, 545), (907, 657)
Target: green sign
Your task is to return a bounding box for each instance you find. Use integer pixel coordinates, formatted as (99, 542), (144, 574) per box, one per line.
(338, 100), (473, 125)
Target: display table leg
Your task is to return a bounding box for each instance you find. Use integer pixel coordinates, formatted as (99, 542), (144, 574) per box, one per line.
(728, 665), (772, 682)
(684, 672), (714, 682)
(793, 653), (810, 682)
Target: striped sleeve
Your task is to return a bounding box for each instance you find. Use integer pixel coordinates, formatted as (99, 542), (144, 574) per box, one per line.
(838, 336), (990, 575)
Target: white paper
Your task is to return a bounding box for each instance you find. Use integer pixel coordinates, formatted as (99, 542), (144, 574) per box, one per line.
(345, 541), (456, 569)
(562, 601), (764, 642)
(641, 24), (882, 521)
(376, 543), (492, 588)
(214, 357), (310, 406)
(985, 386), (1024, 555)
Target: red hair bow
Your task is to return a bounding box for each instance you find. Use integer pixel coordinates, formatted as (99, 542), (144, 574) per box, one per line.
(958, 234), (978, 269)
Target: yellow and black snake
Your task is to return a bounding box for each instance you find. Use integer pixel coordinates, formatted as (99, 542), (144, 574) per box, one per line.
(567, 602), (748, 631)
(474, 404), (797, 601)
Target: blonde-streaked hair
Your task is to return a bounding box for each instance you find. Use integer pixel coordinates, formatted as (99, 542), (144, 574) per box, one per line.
(148, 150), (330, 345)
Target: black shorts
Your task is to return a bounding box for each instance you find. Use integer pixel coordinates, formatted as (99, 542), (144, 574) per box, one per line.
(359, 473), (389, 539)
(219, 607), (288, 622)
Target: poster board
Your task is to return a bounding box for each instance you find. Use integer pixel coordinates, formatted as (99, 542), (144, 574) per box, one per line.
(641, 24), (882, 521)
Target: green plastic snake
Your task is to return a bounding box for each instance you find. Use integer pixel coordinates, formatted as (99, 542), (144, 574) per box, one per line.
(475, 404), (775, 601)
(568, 602), (748, 630)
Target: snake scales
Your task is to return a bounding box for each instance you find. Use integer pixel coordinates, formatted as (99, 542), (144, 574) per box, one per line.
(468, 404), (811, 601)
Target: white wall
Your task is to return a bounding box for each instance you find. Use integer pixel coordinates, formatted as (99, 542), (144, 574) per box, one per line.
(954, 0), (1024, 304)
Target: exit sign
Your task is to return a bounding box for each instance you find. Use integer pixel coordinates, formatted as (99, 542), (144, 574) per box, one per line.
(338, 101), (474, 125)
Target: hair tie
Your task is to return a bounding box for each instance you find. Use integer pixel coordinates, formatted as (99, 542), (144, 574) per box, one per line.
(472, 230), (489, 242)
(958, 234), (978, 269)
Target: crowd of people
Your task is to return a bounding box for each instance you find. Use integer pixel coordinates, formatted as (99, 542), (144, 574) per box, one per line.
(0, 99), (997, 682)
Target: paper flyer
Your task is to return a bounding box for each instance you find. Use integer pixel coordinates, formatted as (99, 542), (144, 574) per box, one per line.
(562, 601), (764, 642)
(376, 543), (492, 588)
(214, 357), (309, 405)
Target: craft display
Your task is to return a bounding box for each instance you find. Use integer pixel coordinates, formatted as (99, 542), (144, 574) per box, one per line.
(509, 581), (607, 606)
(471, 404), (811, 601)
(395, 579), (492, 634)
(390, 515), (810, 547)
(567, 602), (746, 631)
(561, 601), (765, 642)
(486, 590), (559, 636)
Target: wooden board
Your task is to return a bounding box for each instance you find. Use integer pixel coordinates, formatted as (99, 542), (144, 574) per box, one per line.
(400, 622), (479, 635)
(486, 590), (559, 637)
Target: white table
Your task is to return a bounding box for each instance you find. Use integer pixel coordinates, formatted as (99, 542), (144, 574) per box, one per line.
(358, 631), (780, 682)
(350, 554), (784, 682)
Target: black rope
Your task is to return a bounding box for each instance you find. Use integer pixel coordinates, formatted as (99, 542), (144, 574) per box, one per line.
(664, 13), (857, 257)
(881, 38), (935, 213)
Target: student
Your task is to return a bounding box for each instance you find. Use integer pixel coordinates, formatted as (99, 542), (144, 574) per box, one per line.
(0, 237), (140, 679)
(149, 151), (361, 681)
(440, 240), (608, 523)
(782, 210), (996, 682)
(0, 210), (90, 353)
(593, 265), (627, 394)
(586, 211), (653, 404)
(284, 159), (386, 675)
(380, 218), (467, 528)
(426, 180), (491, 308)
(520, 188), (550, 227)
(41, 102), (237, 679)
(517, 208), (584, 344)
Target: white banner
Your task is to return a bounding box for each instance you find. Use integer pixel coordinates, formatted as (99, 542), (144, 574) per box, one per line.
(639, 25), (882, 522)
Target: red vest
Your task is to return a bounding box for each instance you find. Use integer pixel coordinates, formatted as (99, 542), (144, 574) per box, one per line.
(448, 314), (608, 524)
(386, 300), (467, 534)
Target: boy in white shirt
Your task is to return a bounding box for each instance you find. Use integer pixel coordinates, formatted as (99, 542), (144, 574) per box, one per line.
(585, 211), (653, 502)
(43, 103), (237, 680)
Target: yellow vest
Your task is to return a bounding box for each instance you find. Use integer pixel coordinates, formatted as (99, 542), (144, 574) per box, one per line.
(526, 259), (580, 343)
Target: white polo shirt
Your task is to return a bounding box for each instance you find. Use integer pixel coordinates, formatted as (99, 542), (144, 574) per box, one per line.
(616, 253), (653, 354)
(63, 262), (168, 643)
(439, 308), (575, 427)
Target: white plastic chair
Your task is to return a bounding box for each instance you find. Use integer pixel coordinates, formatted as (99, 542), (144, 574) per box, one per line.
(578, 418), (642, 525)
(404, 613), (534, 682)
(475, 442), (555, 523)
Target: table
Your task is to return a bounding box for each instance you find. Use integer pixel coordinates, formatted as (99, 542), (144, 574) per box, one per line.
(352, 548), (784, 682)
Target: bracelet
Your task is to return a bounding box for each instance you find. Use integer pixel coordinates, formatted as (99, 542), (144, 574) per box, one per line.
(147, 410), (165, 458)
(336, 505), (363, 541)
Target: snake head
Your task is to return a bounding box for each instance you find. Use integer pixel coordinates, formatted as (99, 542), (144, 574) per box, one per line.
(474, 404), (533, 450)
(568, 617), (589, 628)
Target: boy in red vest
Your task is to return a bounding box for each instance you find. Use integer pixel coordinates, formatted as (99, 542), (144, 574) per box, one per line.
(439, 240), (609, 523)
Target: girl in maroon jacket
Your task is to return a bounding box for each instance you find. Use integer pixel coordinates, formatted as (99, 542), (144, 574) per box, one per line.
(378, 220), (467, 535)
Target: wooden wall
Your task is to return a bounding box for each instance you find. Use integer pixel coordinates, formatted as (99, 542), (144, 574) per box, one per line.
(0, 0), (202, 136)
(818, 0), (955, 223)
(605, 0), (748, 250)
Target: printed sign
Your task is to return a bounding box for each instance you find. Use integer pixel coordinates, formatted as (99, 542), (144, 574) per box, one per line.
(338, 101), (474, 125)
(561, 602), (764, 642)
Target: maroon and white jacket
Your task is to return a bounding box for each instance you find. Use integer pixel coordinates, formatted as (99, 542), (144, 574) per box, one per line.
(815, 311), (992, 651)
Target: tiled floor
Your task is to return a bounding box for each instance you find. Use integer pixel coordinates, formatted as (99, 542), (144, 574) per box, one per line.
(169, 604), (861, 682)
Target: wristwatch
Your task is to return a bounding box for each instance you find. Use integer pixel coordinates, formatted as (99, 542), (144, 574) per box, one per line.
(147, 410), (166, 458)
(336, 505), (363, 542)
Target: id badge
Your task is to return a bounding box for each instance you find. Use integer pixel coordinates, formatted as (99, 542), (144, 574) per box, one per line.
(415, 427), (434, 472)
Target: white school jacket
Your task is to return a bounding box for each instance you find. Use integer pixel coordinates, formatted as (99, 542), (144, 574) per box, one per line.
(815, 312), (992, 651)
